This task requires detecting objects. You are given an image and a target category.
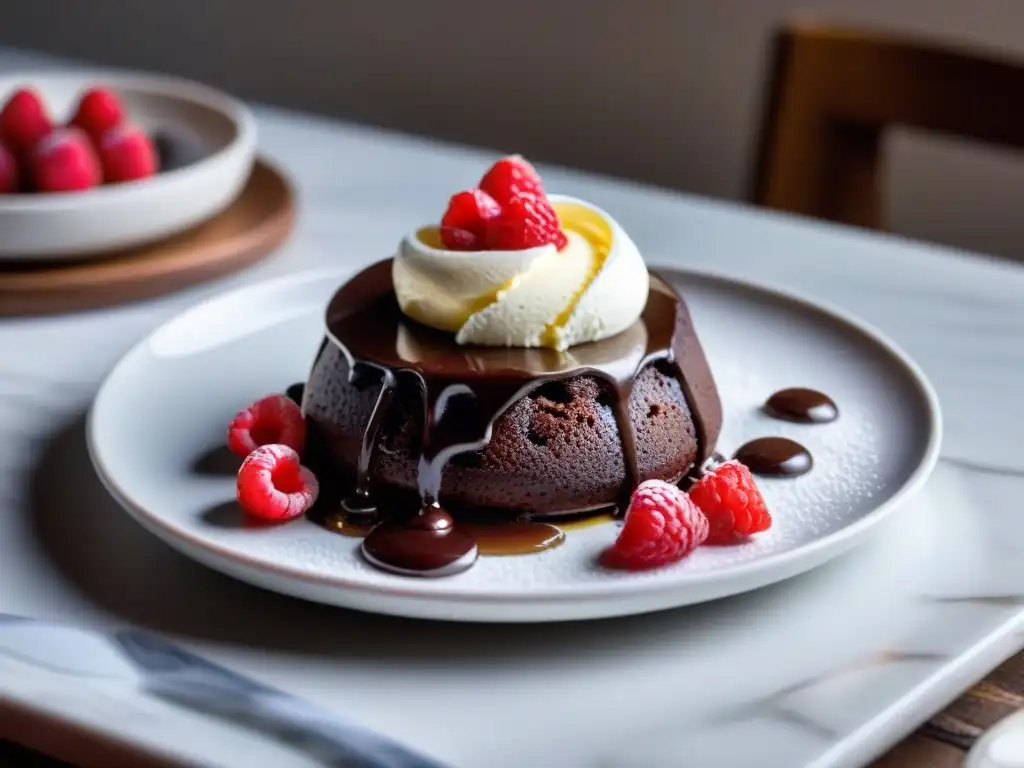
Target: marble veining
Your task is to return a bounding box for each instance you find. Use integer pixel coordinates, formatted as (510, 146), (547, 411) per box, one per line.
(710, 651), (950, 742)
(942, 456), (1024, 477)
(2, 46), (1024, 768)
(926, 596), (1024, 608)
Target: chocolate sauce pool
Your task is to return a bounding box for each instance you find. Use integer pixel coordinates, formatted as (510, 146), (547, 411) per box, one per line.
(361, 505), (479, 577)
(315, 505), (607, 557)
(732, 387), (838, 478)
(734, 437), (812, 477)
(764, 388), (838, 424)
(305, 259), (722, 577)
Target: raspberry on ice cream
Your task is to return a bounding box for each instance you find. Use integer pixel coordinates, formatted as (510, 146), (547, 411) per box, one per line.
(485, 193), (568, 251)
(479, 155), (545, 204)
(438, 227), (480, 250)
(440, 188), (500, 250)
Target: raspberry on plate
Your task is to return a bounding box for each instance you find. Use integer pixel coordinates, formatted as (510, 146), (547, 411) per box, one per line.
(688, 459), (772, 544)
(0, 142), (18, 193)
(236, 444), (319, 521)
(98, 124), (158, 184)
(29, 127), (101, 193)
(486, 194), (568, 251)
(601, 479), (709, 570)
(479, 155), (545, 204)
(70, 87), (125, 140)
(227, 393), (307, 457)
(0, 88), (53, 156)
(440, 189), (500, 250)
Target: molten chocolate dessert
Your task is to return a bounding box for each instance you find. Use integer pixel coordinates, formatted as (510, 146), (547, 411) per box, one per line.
(226, 159), (807, 577)
(303, 259), (722, 524)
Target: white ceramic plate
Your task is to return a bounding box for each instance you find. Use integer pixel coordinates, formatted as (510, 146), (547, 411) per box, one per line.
(87, 266), (941, 622)
(0, 69), (256, 259)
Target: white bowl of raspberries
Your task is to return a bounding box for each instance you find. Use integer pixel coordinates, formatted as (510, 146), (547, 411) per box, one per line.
(0, 70), (257, 260)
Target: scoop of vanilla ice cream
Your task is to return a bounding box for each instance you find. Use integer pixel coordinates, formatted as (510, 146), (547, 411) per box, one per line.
(392, 195), (648, 350)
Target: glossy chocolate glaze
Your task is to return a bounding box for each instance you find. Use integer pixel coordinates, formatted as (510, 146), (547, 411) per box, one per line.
(339, 364), (396, 515)
(309, 258), (721, 576)
(764, 388), (838, 424)
(734, 437), (812, 477)
(361, 505), (478, 577)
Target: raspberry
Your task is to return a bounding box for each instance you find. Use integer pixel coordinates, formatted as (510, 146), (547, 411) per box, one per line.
(688, 460), (772, 544)
(29, 127), (101, 193)
(479, 155), (545, 204)
(236, 444), (319, 521)
(97, 124), (158, 184)
(0, 88), (53, 156)
(440, 189), (500, 250)
(438, 227), (480, 250)
(0, 142), (18, 193)
(69, 87), (125, 140)
(485, 193), (568, 251)
(601, 479), (709, 570)
(227, 394), (306, 457)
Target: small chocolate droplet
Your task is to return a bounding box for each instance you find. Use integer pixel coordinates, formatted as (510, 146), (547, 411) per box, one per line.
(764, 388), (838, 424)
(734, 437), (812, 477)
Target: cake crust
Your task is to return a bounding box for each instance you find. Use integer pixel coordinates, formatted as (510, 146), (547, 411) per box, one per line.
(301, 258), (721, 519)
(304, 342), (698, 516)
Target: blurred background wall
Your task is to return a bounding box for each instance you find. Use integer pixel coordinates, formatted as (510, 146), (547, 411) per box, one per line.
(4, 0), (1023, 259)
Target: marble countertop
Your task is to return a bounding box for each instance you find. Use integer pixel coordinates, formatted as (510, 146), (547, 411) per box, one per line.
(3, 47), (1024, 768)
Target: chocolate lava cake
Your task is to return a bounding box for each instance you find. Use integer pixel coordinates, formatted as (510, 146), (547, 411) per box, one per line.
(301, 259), (722, 519)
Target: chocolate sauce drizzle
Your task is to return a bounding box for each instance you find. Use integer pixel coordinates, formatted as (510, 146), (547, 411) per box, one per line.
(312, 259), (722, 575)
(340, 365), (395, 515)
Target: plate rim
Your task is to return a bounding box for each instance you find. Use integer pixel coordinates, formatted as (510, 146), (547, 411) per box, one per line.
(87, 264), (943, 607)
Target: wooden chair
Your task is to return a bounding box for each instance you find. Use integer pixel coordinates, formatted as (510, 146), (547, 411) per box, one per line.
(752, 22), (1024, 229)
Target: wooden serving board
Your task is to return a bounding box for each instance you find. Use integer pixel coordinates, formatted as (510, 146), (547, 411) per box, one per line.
(0, 158), (294, 316)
